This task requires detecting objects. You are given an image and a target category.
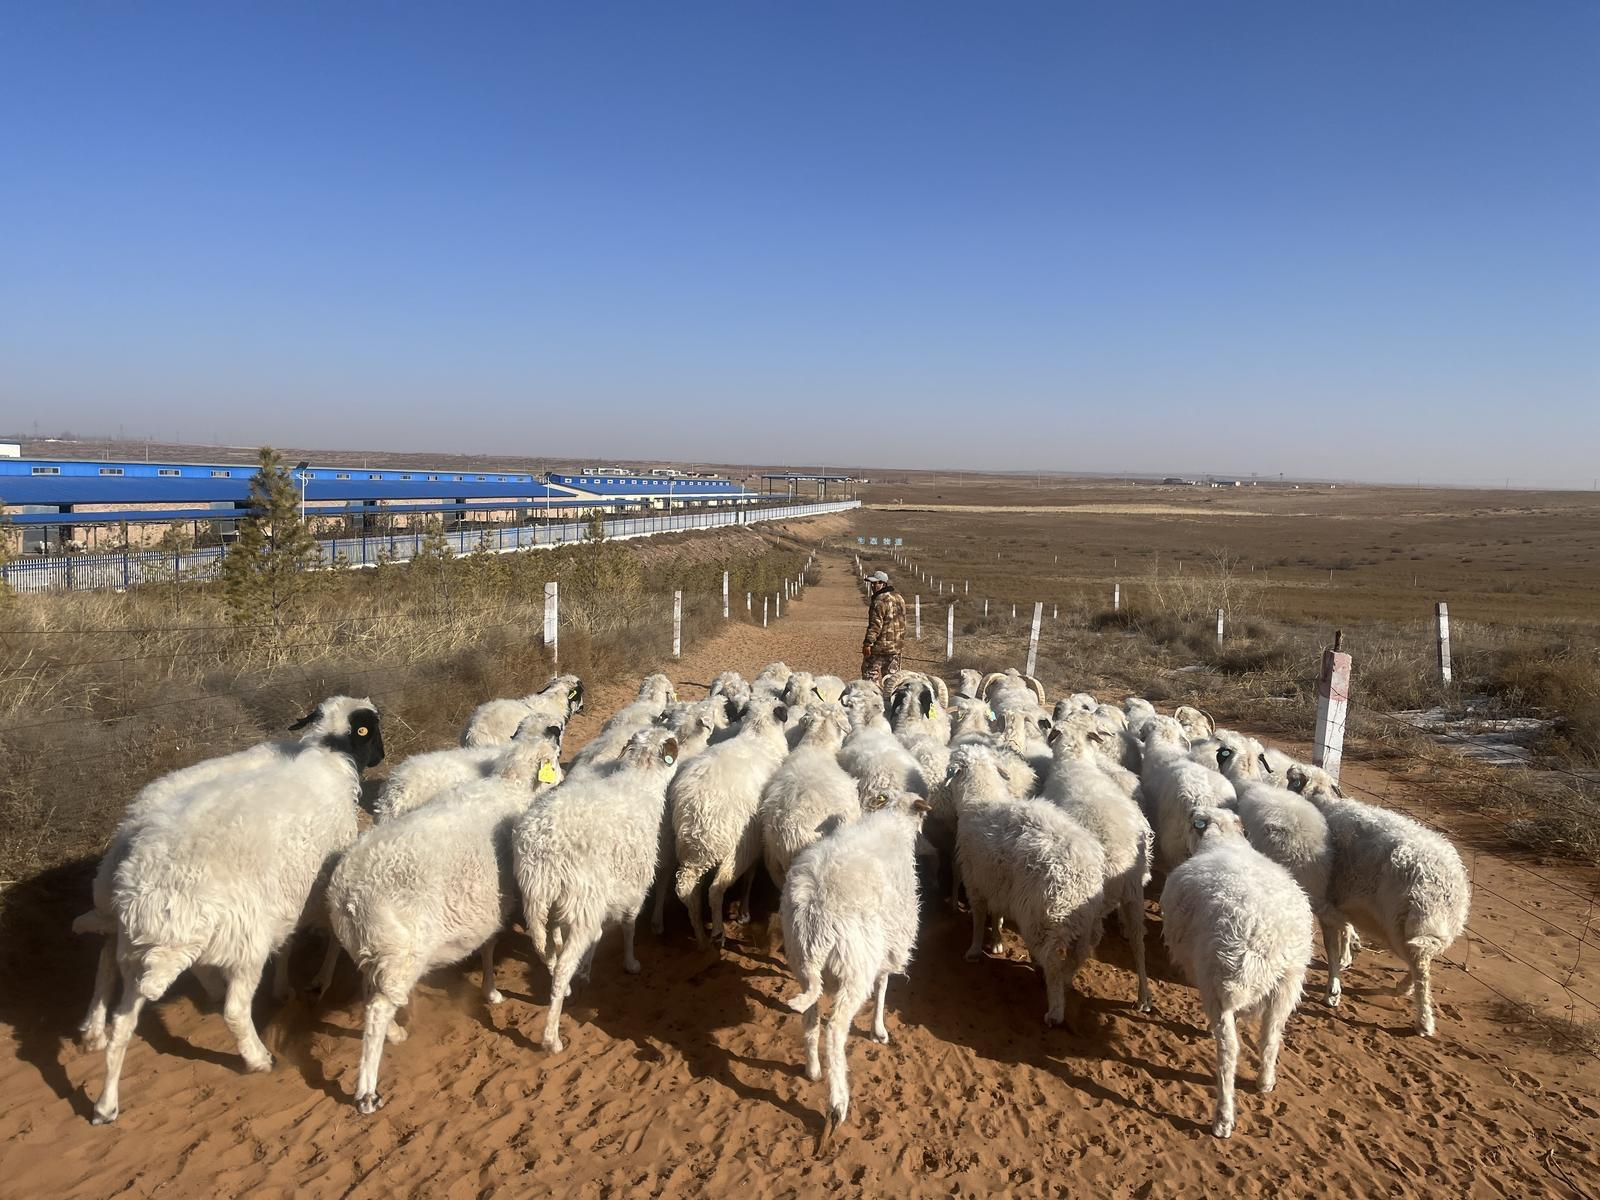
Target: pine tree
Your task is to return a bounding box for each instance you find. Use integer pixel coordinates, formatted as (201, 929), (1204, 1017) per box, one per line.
(222, 447), (322, 627)
(586, 509), (605, 543)
(410, 518), (456, 607)
(0, 505), (12, 612)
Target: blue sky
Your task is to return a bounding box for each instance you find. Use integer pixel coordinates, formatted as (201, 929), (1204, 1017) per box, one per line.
(2, 3), (1595, 486)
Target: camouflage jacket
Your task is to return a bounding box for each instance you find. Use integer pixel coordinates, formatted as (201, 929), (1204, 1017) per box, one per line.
(864, 586), (908, 654)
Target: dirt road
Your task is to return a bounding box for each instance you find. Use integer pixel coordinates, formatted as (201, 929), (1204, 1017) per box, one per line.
(2, 555), (1595, 1197)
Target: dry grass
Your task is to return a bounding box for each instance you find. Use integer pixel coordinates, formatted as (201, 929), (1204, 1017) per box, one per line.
(864, 497), (1600, 863)
(0, 527), (814, 892)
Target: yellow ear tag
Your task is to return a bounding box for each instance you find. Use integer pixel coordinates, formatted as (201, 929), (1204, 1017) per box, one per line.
(356, 726), (369, 737)
(537, 762), (558, 784)
(930, 704), (941, 720)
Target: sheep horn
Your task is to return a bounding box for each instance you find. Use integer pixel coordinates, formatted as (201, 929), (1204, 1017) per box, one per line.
(1022, 675), (1047, 705)
(929, 676), (949, 708)
(978, 672), (1008, 700)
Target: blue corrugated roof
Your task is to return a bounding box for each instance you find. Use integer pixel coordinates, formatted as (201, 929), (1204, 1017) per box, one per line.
(5, 497), (626, 525)
(0, 475), (568, 506)
(548, 472), (752, 498)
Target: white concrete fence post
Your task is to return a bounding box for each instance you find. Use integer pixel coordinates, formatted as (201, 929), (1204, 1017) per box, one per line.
(776, 592), (782, 619)
(1216, 607), (1225, 647)
(1052, 603), (1058, 621)
(946, 604), (955, 661)
(763, 596), (769, 628)
(543, 581), (558, 664)
(983, 598), (989, 617)
(1435, 602), (1452, 684)
(673, 590), (683, 659)
(747, 591), (752, 615)
(1026, 601), (1043, 677)
(1011, 604), (1017, 620)
(1313, 633), (1352, 781)
(722, 571), (729, 619)
(1113, 583), (1120, 612)
(915, 595), (922, 639)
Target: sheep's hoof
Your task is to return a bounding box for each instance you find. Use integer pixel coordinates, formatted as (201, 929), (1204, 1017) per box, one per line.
(806, 1061), (822, 1083)
(79, 1029), (108, 1052)
(963, 948), (983, 963)
(623, 958), (642, 976)
(816, 1111), (842, 1157)
(1324, 987), (1341, 1008)
(986, 942), (1005, 957)
(1416, 1018), (1435, 1038)
(484, 989), (505, 1006)
(650, 918), (665, 936)
(355, 1092), (384, 1115)
(1135, 997), (1153, 1015)
(1211, 1116), (1234, 1139)
(90, 1103), (118, 1126)
(542, 1035), (565, 1054)
(243, 1051), (274, 1073)
(386, 1024), (408, 1044)
(872, 1027), (890, 1045)
(1044, 1013), (1063, 1029)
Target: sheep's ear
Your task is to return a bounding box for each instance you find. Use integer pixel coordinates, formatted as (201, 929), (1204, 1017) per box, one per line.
(773, 703), (789, 725)
(288, 705), (321, 731)
(911, 797), (933, 815)
(545, 724), (564, 742)
(1037, 718), (1051, 734)
(724, 696), (741, 723)
(813, 686), (824, 699)
(920, 688), (934, 718)
(1046, 727), (1062, 746)
(1332, 782), (1346, 799)
(1087, 730), (1105, 743)
(660, 736), (680, 765)
(1259, 753), (1272, 774)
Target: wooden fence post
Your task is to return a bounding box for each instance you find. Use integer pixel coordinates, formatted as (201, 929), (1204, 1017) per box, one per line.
(1313, 634), (1352, 781)
(1026, 602), (1043, 677)
(1435, 602), (1452, 684)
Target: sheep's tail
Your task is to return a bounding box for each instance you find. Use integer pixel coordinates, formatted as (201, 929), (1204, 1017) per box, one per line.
(72, 909), (114, 936)
(133, 944), (199, 1001)
(779, 871), (827, 1012)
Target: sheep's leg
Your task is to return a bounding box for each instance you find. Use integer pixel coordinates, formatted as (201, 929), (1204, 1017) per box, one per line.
(675, 865), (708, 950)
(1210, 1007), (1240, 1139)
(575, 939), (599, 988)
(948, 859), (963, 910)
(1034, 937), (1068, 1028)
(802, 1000), (823, 1082)
(309, 937), (341, 1001)
(1123, 898), (1152, 1013)
(736, 866), (757, 924)
(543, 932), (595, 1054)
(90, 969), (146, 1125)
(354, 994), (396, 1114)
(620, 905), (643, 975)
(1320, 918), (1345, 1007)
(194, 965), (227, 1003)
(706, 856), (741, 947)
(271, 949), (293, 1003)
(480, 937), (504, 1005)
(80, 940), (119, 1051)
(819, 978), (871, 1152)
(964, 894), (990, 962)
(652, 818), (675, 936)
(987, 915), (1005, 956)
(1408, 945), (1437, 1037)
(1256, 972), (1301, 1094)
(222, 962), (274, 1073)
(871, 972), (891, 1043)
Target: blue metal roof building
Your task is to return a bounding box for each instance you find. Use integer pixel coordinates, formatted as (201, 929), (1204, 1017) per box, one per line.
(547, 472), (755, 500)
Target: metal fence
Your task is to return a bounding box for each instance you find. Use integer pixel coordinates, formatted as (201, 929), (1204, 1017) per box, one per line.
(1, 500), (859, 594)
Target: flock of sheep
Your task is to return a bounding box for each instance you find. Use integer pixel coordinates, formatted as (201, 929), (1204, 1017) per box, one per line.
(72, 662), (1471, 1142)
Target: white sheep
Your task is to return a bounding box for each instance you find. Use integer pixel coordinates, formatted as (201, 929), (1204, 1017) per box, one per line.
(979, 669), (1047, 720)
(781, 790), (928, 1148)
(760, 703), (861, 891)
(751, 661), (794, 699)
(514, 727), (682, 1052)
(1140, 716), (1236, 872)
(1173, 704), (1215, 742)
(948, 744), (1106, 1027)
(954, 668), (984, 699)
(570, 673), (676, 769)
(670, 698), (791, 947)
(327, 734), (562, 1112)
(374, 720), (563, 822)
(460, 674), (584, 747)
(1288, 765), (1470, 1036)
(1043, 720), (1155, 1011)
(709, 670), (752, 718)
(86, 696), (385, 1124)
(837, 687), (929, 806)
(1160, 807), (1312, 1138)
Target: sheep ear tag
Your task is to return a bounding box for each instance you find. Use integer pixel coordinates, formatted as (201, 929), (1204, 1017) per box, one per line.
(537, 762), (559, 784)
(356, 726), (369, 737)
(663, 753), (675, 765)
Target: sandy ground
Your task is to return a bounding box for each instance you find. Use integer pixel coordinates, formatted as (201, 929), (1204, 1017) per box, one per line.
(3, 556), (1597, 1198)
